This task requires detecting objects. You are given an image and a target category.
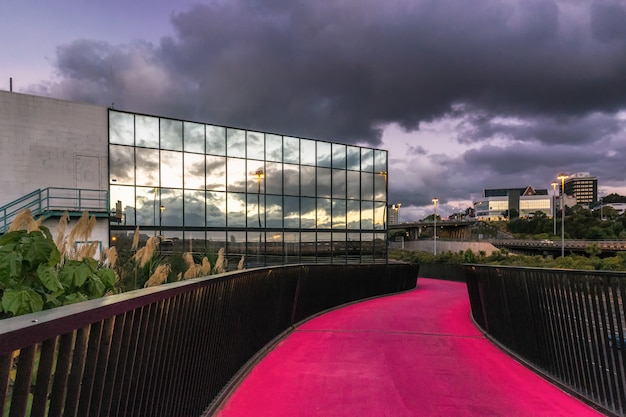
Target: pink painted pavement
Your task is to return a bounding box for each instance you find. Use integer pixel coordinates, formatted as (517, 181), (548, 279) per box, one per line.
(214, 278), (605, 416)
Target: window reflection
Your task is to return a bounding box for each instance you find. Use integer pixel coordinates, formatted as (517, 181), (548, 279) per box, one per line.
(110, 185), (135, 226)
(301, 166), (316, 197)
(227, 192), (246, 227)
(361, 172), (374, 201)
(160, 119), (182, 151)
(332, 169), (346, 199)
(317, 167), (331, 198)
(284, 164), (299, 195)
(206, 125), (225, 156)
(184, 153), (205, 190)
(184, 190), (205, 226)
(301, 197), (316, 229)
(160, 150), (183, 188)
(247, 162), (265, 194)
(347, 200), (360, 229)
(317, 142), (331, 167)
(136, 186), (158, 227)
(247, 131), (264, 161)
(317, 198), (331, 229)
(135, 148), (160, 187)
(266, 195), (283, 228)
(332, 199), (346, 229)
(206, 156), (226, 191)
(347, 146), (360, 171)
(136, 115), (159, 148)
(161, 188), (183, 227)
(284, 136), (299, 164)
(227, 158), (246, 192)
(374, 202), (385, 230)
(347, 171), (360, 200)
(265, 162), (282, 195)
(374, 150), (387, 173)
(361, 201), (374, 230)
(110, 112), (134, 145)
(247, 193), (264, 228)
(374, 172), (386, 201)
(300, 139), (316, 166)
(284, 196), (300, 228)
(266, 134), (282, 162)
(332, 144), (346, 169)
(110, 145), (134, 185)
(361, 148), (374, 172)
(227, 128), (246, 158)
(184, 122), (205, 153)
(206, 191), (226, 227)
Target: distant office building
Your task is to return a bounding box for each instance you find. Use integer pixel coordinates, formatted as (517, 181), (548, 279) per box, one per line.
(388, 204), (401, 225)
(563, 172), (597, 206)
(474, 186), (551, 221)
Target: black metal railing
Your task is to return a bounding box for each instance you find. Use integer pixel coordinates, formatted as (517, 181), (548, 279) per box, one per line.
(0, 263), (417, 417)
(465, 264), (626, 416)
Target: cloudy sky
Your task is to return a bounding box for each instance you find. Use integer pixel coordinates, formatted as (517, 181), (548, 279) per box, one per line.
(2, 0), (626, 221)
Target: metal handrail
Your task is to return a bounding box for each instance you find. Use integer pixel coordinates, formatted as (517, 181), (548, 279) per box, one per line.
(0, 187), (108, 233)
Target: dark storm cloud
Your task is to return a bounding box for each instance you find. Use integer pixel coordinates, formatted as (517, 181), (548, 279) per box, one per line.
(35, 0), (626, 147)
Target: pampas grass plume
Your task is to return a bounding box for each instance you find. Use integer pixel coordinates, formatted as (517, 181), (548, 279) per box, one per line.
(144, 264), (171, 287)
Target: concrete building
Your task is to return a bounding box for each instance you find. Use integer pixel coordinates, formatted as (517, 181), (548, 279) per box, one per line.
(474, 186), (552, 221)
(563, 172), (597, 206)
(0, 90), (388, 265)
(388, 204), (401, 225)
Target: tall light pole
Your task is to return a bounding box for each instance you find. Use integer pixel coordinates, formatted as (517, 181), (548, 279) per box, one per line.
(254, 169), (264, 266)
(432, 198), (438, 255)
(557, 173), (568, 257)
(551, 181), (558, 236)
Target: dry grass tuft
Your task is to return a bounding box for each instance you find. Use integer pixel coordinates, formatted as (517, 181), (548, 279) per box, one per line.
(133, 236), (159, 267)
(144, 264), (171, 287)
(77, 241), (99, 260)
(201, 257), (211, 275)
(55, 211), (69, 253)
(8, 209), (41, 233)
(131, 227), (140, 251)
(102, 246), (118, 268)
(237, 256), (245, 270)
(213, 248), (226, 274)
(183, 252), (195, 268)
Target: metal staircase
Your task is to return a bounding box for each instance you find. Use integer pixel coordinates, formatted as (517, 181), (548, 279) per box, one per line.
(0, 187), (109, 234)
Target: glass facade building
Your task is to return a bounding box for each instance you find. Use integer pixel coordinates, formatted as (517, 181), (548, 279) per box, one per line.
(108, 110), (388, 266)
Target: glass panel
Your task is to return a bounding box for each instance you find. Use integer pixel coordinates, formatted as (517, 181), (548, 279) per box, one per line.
(317, 142), (331, 167)
(361, 201), (374, 230)
(266, 134), (282, 162)
(283, 136), (299, 164)
(266, 231), (283, 265)
(135, 148), (160, 187)
(317, 198), (331, 229)
(300, 139), (316, 165)
(206, 155), (226, 191)
(185, 230), (206, 255)
(284, 196), (300, 228)
(332, 199), (346, 229)
(284, 164), (300, 196)
(361, 232), (374, 263)
(206, 125), (226, 156)
(247, 231), (265, 267)
(206, 191), (226, 227)
(265, 162), (282, 195)
(135, 115), (159, 148)
(347, 171), (360, 200)
(266, 195), (283, 228)
(374, 232), (387, 262)
(247, 162), (266, 194)
(331, 232), (347, 264)
(347, 146), (360, 170)
(136, 186), (159, 227)
(374, 201), (386, 230)
(160, 150), (183, 188)
(301, 231), (316, 263)
(332, 169), (346, 199)
(374, 149), (387, 173)
(317, 232), (332, 263)
(109, 111), (134, 145)
(110, 185), (135, 226)
(206, 231), (226, 256)
(247, 193), (264, 228)
(284, 232), (300, 261)
(361, 148), (374, 172)
(316, 167), (331, 198)
(227, 128), (246, 157)
(160, 188), (183, 227)
(227, 158), (246, 192)
(111, 230), (134, 252)
(332, 143), (346, 169)
(226, 231), (246, 265)
(247, 131), (264, 160)
(184, 190), (205, 227)
(109, 145), (134, 185)
(301, 166), (316, 197)
(361, 172), (374, 201)
(161, 230), (183, 255)
(184, 122), (205, 153)
(374, 172), (386, 201)
(301, 197), (316, 229)
(227, 192), (246, 227)
(347, 200), (360, 229)
(184, 153), (205, 190)
(160, 118), (183, 151)
(347, 232), (361, 263)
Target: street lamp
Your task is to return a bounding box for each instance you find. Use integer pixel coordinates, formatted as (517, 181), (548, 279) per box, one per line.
(432, 198), (438, 255)
(254, 169), (264, 227)
(551, 181), (558, 236)
(379, 171), (388, 229)
(557, 173), (568, 257)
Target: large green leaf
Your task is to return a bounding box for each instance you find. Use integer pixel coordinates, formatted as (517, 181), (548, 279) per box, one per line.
(0, 230), (27, 246)
(61, 292), (89, 306)
(96, 268), (116, 289)
(21, 232), (59, 269)
(59, 261), (91, 288)
(0, 246), (23, 281)
(86, 275), (105, 298)
(37, 264), (64, 292)
(2, 287), (44, 316)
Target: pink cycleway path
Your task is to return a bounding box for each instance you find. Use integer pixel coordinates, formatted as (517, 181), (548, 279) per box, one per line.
(215, 278), (605, 416)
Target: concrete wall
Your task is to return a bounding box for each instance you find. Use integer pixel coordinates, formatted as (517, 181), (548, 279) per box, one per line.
(390, 239), (499, 255)
(0, 90), (108, 205)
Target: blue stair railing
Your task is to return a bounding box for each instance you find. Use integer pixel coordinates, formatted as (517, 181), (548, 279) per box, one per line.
(0, 187), (109, 234)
